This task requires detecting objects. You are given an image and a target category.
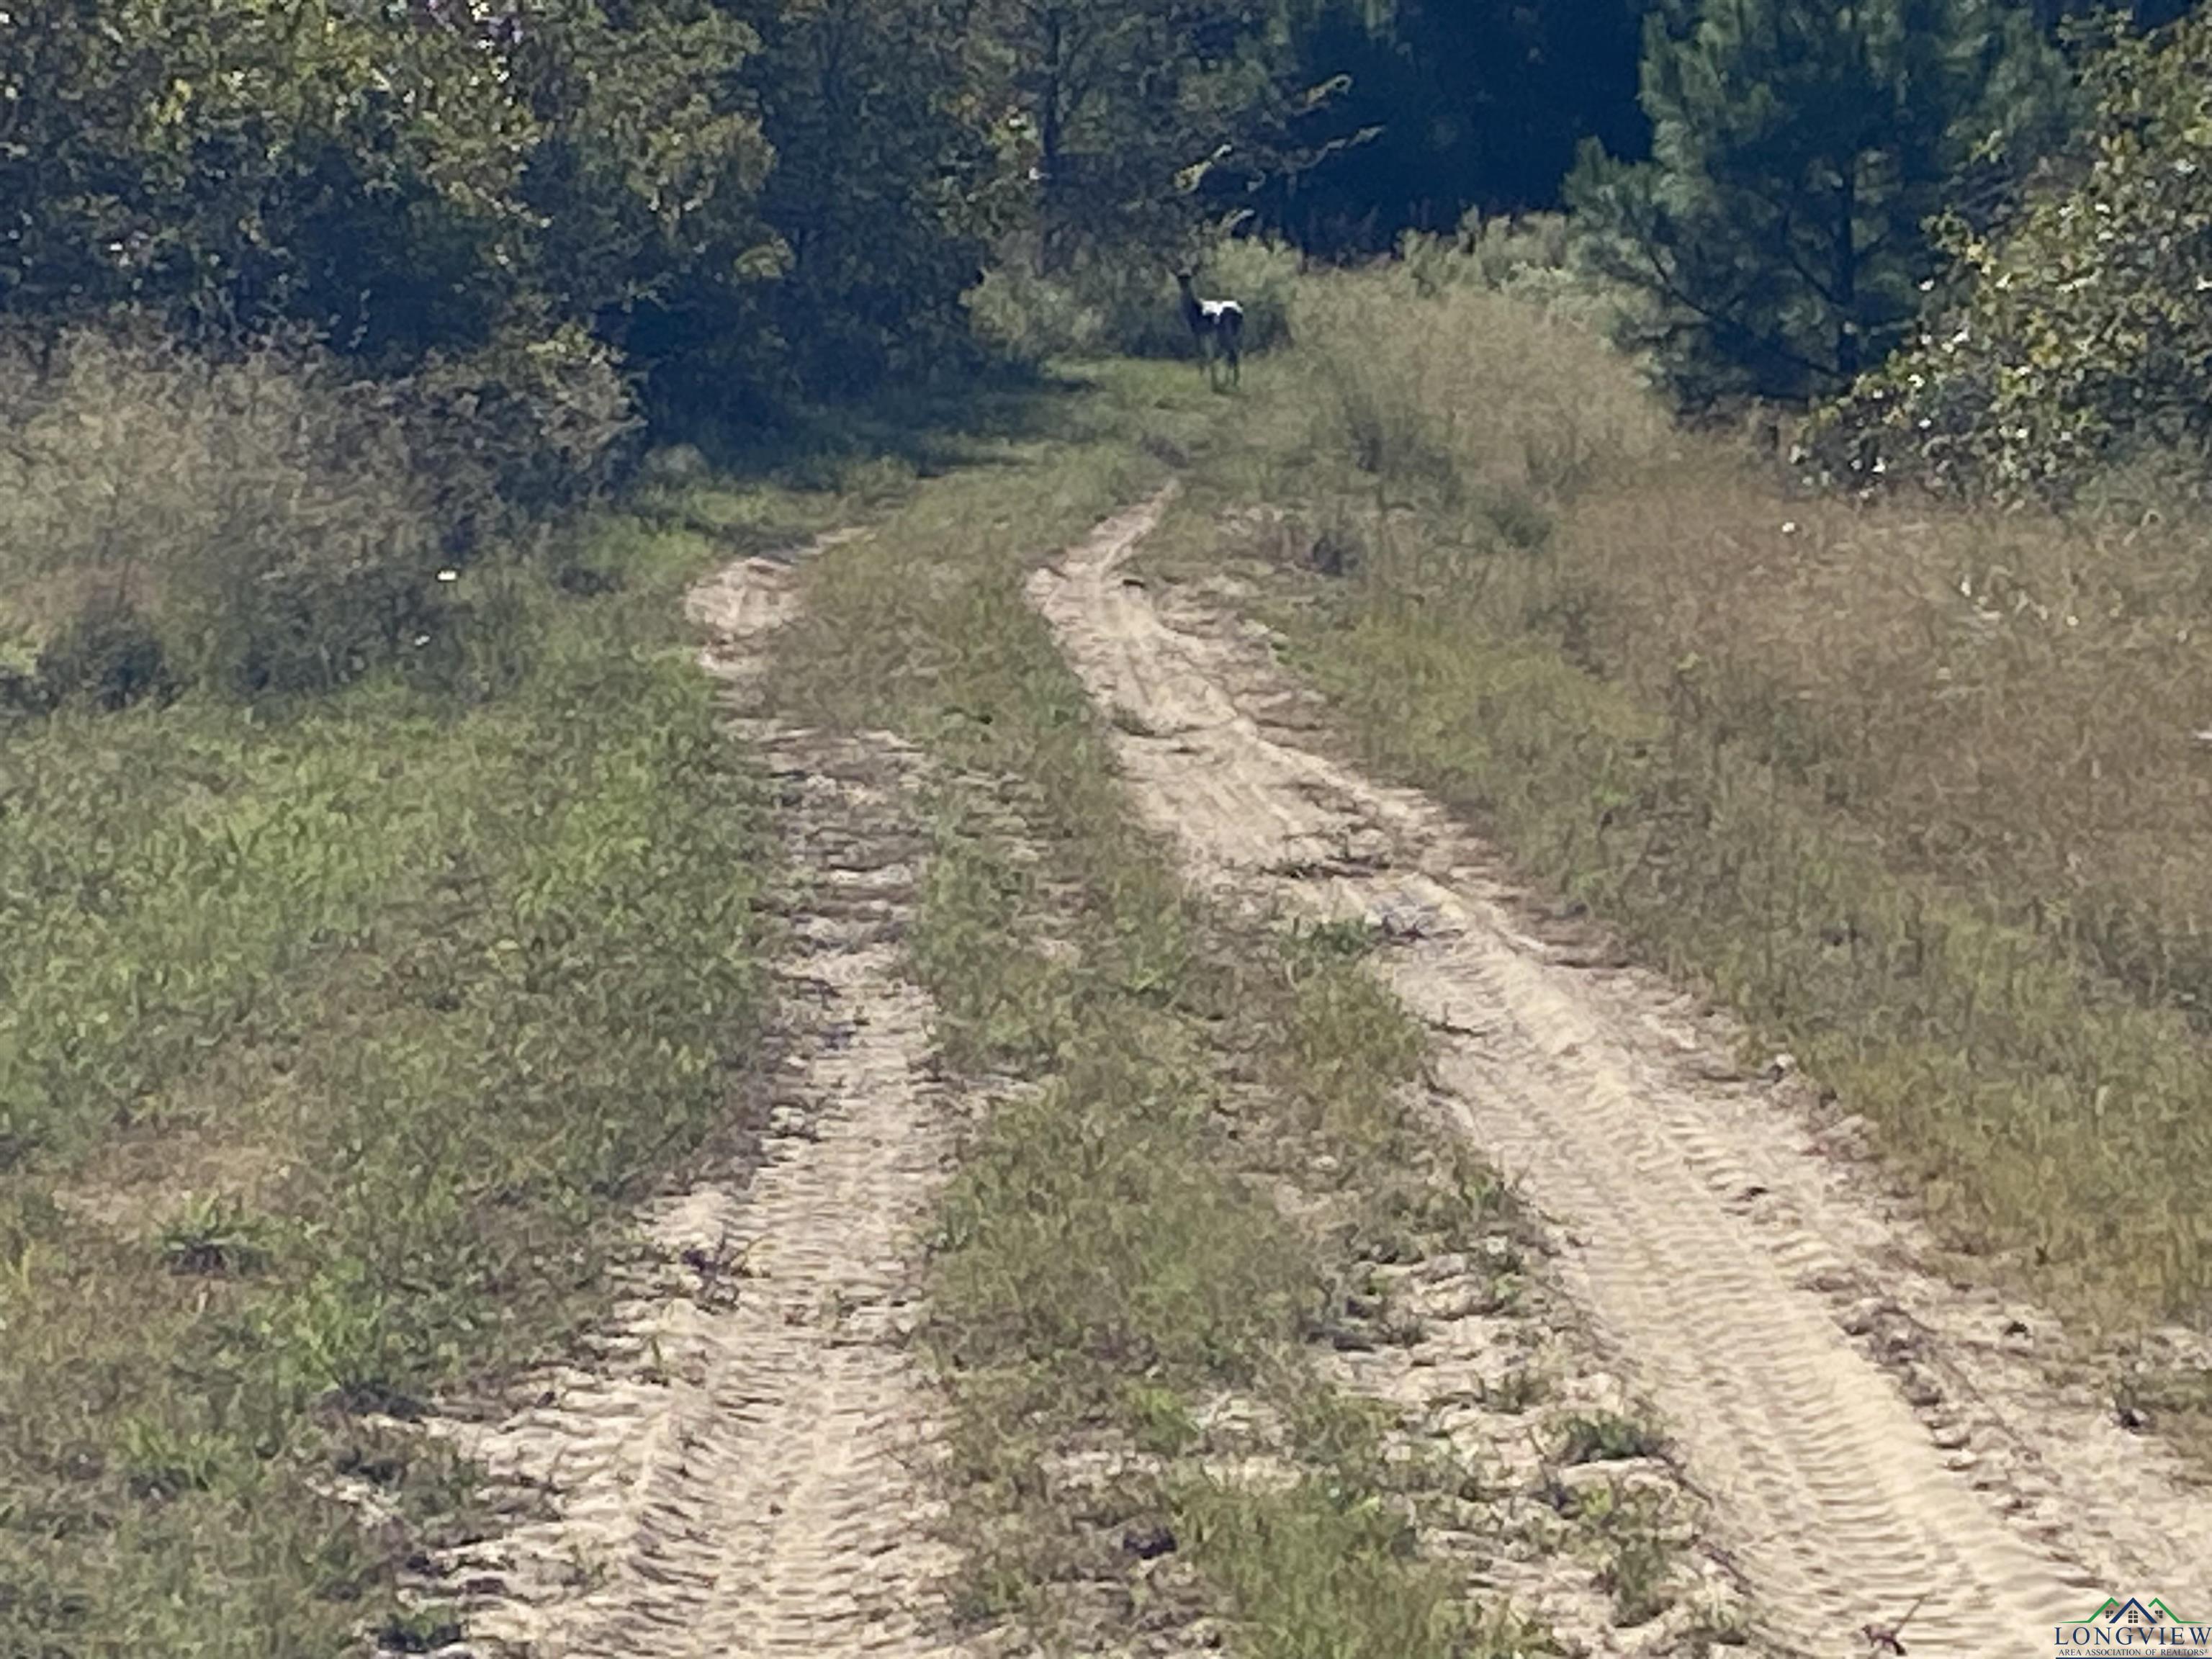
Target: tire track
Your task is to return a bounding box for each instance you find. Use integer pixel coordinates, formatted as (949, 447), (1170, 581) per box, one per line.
(409, 536), (973, 1658)
(1027, 490), (2212, 1659)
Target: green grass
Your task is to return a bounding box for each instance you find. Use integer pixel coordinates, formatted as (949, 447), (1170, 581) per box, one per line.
(0, 480), (851, 1650)
(1176, 1475), (1542, 1659)
(0, 328), (1730, 1650)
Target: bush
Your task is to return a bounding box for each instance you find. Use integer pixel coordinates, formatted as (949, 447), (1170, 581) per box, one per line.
(965, 261), (1114, 362)
(0, 328), (629, 704)
(397, 322), (639, 539)
(1398, 210), (1573, 296)
(33, 592), (175, 712)
(1805, 14), (2212, 501)
(1396, 210), (1649, 348)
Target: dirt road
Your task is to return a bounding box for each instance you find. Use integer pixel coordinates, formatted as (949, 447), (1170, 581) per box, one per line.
(418, 542), (971, 1658)
(1028, 488), (2212, 1659)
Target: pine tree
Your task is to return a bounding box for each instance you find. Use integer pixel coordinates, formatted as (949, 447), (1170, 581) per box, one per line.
(990, 0), (1289, 271)
(1568, 0), (2067, 401)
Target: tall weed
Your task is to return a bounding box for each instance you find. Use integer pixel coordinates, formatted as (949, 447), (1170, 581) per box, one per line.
(0, 327), (632, 706)
(1295, 274), (1668, 500)
(1186, 258), (2212, 1329)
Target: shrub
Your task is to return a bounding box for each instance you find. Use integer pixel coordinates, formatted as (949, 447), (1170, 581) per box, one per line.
(0, 327), (625, 704)
(965, 261), (1112, 362)
(1397, 209), (1650, 349)
(966, 235), (1303, 363)
(34, 591), (175, 711)
(1398, 210), (1573, 297)
(396, 322), (639, 540)
(1805, 14), (2212, 500)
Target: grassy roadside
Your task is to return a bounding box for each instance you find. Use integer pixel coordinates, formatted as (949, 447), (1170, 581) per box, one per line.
(762, 410), (1703, 1655)
(0, 441), (896, 1652)
(1115, 269), (2212, 1452)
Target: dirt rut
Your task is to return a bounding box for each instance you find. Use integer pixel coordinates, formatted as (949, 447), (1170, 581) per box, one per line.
(418, 539), (971, 1658)
(1028, 490), (2212, 1659)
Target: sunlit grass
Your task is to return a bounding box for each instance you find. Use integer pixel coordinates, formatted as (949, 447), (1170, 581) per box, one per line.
(1126, 265), (2212, 1444)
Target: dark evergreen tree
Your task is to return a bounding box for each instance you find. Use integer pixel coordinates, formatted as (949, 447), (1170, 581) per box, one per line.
(1254, 0), (1658, 256)
(989, 0), (1292, 271)
(1569, 0), (2069, 401)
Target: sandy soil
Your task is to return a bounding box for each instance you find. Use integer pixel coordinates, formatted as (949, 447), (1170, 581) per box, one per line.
(1027, 487), (2212, 1659)
(405, 534), (974, 1658)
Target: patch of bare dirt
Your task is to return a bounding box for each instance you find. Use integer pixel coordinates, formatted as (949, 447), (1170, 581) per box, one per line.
(397, 531), (977, 1658)
(1028, 489), (2212, 1659)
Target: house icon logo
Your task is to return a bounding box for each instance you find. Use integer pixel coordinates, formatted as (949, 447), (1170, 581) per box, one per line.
(2056, 1596), (2211, 1653)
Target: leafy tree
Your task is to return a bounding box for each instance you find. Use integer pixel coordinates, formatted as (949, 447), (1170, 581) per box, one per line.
(508, 0), (783, 418)
(1568, 0), (2068, 401)
(511, 0), (777, 328)
(0, 0), (537, 356)
(735, 0), (1010, 395)
(988, 0), (1290, 271)
(1807, 9), (2212, 498)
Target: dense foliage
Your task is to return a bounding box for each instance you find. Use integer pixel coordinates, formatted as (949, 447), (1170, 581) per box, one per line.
(1807, 9), (2212, 498)
(1, 0), (2207, 455)
(1255, 0), (1658, 256)
(1566, 0), (2070, 403)
(0, 0), (1318, 428)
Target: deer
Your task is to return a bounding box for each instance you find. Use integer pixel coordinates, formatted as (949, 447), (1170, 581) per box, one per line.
(1175, 269), (1244, 392)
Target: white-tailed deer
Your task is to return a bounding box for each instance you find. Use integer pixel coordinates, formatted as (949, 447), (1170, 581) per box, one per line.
(1176, 269), (1244, 391)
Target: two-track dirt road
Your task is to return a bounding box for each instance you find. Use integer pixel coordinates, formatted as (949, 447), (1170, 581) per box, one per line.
(415, 496), (2207, 1659)
(1027, 487), (2212, 1659)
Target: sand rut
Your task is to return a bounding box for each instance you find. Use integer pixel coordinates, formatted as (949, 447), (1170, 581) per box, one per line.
(417, 538), (971, 1658)
(1028, 490), (2212, 1659)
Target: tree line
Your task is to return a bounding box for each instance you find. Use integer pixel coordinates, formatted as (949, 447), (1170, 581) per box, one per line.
(2, 0), (2208, 487)
(0, 0), (1323, 426)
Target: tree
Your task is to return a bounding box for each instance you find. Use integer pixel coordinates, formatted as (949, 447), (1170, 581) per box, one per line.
(1255, 0), (1657, 256)
(1807, 9), (2212, 498)
(987, 0), (1289, 271)
(735, 0), (1010, 395)
(2026, 0), (2190, 30)
(1568, 0), (2067, 402)
(0, 0), (538, 356)
(505, 0), (784, 420)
